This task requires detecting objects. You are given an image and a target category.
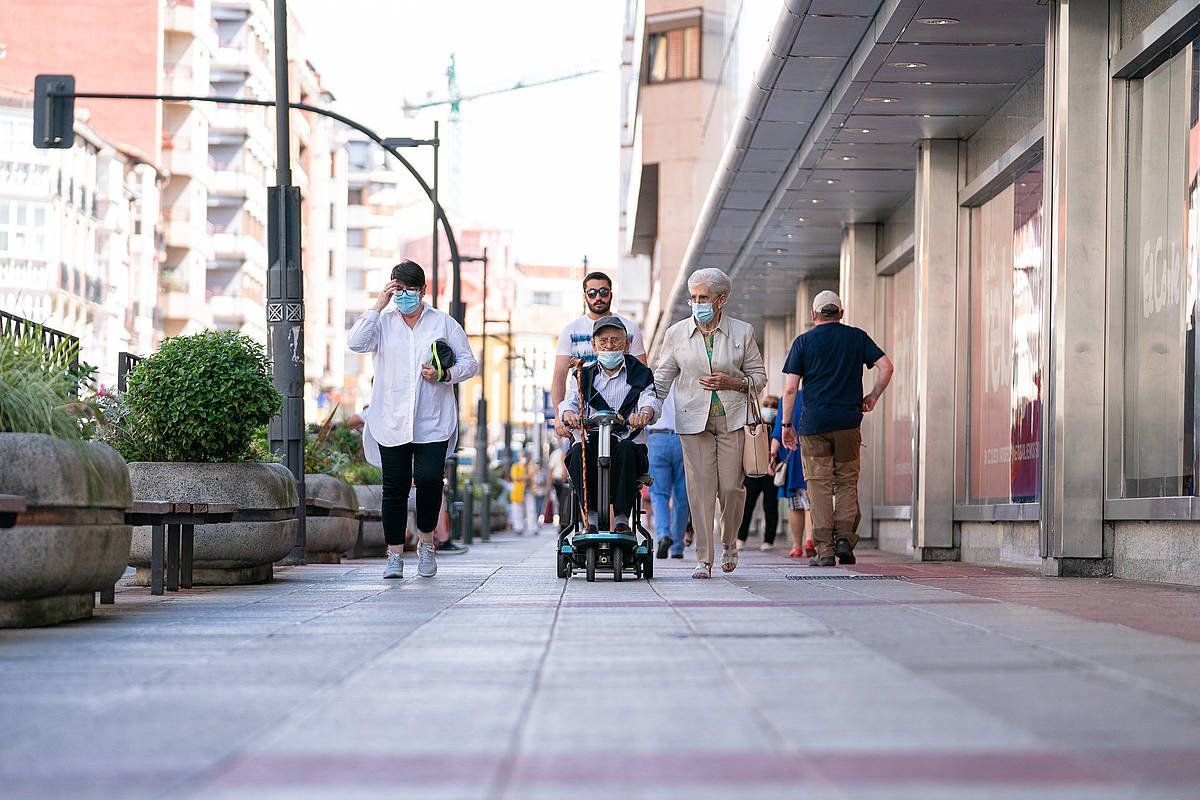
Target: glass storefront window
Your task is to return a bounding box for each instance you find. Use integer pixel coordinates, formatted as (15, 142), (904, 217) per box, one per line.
(1120, 44), (1197, 498)
(879, 264), (915, 506)
(964, 163), (1044, 504)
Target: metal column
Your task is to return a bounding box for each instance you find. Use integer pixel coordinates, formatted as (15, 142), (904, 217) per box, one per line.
(912, 139), (959, 559)
(267, 0), (306, 564)
(839, 223), (880, 542)
(1040, 0), (1109, 575)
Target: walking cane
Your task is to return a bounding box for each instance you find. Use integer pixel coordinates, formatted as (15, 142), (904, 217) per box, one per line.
(573, 358), (591, 528)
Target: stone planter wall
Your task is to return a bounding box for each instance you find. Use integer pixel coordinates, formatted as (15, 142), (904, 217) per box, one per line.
(302, 474), (358, 563)
(0, 434), (132, 627)
(349, 484), (384, 558)
(128, 462), (296, 585)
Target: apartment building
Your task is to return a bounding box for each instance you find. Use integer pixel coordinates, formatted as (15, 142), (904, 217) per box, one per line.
(0, 98), (164, 386)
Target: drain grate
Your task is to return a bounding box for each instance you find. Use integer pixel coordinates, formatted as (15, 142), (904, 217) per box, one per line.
(786, 574), (908, 581)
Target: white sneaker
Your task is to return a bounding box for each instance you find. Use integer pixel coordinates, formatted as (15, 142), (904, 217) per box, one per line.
(760, 542), (775, 552)
(417, 541), (437, 577)
(383, 552), (404, 579)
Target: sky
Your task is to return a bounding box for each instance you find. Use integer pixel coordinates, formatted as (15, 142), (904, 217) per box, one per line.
(290, 0), (623, 269)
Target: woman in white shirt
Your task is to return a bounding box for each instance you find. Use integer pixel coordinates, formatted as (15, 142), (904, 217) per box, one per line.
(347, 260), (478, 580)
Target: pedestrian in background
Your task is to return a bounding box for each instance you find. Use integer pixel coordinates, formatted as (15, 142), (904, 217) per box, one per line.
(737, 394), (781, 550)
(347, 260), (478, 580)
(508, 450), (538, 535)
(772, 387), (812, 558)
(654, 268), (767, 579)
(781, 290), (893, 567)
(647, 385), (690, 559)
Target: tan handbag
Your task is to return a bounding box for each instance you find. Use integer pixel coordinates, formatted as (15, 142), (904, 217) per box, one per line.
(743, 384), (772, 478)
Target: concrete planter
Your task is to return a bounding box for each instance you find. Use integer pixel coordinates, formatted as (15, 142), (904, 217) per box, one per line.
(348, 484), (384, 557)
(127, 462), (296, 585)
(0, 434), (132, 627)
(302, 473), (358, 563)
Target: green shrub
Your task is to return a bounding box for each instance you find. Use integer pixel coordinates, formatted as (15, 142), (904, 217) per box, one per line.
(111, 331), (281, 462)
(340, 460), (383, 485)
(0, 329), (98, 439)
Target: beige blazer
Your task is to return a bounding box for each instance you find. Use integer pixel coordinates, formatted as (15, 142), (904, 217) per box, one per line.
(653, 314), (767, 435)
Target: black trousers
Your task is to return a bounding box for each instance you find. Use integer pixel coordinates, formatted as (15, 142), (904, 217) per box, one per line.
(737, 474), (779, 544)
(379, 440), (448, 545)
(566, 437), (647, 519)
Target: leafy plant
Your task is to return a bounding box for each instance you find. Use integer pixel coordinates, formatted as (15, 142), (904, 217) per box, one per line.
(0, 329), (98, 439)
(304, 405), (351, 476)
(340, 460), (383, 485)
(106, 330), (281, 462)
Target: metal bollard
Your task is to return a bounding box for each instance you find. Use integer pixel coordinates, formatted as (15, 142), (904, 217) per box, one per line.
(481, 484), (491, 542)
(462, 481), (474, 546)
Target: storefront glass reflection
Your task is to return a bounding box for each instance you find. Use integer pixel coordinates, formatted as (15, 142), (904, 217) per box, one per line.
(880, 264), (914, 505)
(1122, 46), (1193, 498)
(965, 163), (1043, 504)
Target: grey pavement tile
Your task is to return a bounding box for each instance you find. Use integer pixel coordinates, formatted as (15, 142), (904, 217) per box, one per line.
(6, 534), (1200, 800)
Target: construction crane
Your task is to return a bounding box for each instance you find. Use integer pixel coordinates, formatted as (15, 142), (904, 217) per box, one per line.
(402, 54), (602, 120)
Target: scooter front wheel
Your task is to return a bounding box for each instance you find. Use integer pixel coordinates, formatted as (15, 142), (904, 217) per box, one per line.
(585, 547), (596, 582)
(612, 547), (623, 582)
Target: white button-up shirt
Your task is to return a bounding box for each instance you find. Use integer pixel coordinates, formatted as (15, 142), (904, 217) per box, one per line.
(347, 303), (478, 465)
(557, 361), (661, 444)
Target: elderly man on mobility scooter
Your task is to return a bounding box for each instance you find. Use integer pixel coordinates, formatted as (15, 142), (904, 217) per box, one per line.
(555, 316), (662, 581)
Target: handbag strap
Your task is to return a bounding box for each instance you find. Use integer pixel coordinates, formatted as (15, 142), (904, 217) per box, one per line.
(746, 381), (763, 426)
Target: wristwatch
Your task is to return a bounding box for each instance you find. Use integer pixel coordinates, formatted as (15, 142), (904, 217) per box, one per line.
(781, 422), (794, 429)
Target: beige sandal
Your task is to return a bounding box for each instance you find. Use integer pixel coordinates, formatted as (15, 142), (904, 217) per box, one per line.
(721, 544), (738, 573)
(691, 562), (712, 579)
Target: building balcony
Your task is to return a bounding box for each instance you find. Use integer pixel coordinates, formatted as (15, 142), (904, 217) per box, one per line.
(209, 168), (249, 198)
(163, 62), (207, 98)
(162, 135), (207, 178)
(163, 0), (212, 39)
(212, 229), (267, 266)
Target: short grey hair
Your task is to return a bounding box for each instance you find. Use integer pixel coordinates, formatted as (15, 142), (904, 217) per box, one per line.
(687, 268), (732, 297)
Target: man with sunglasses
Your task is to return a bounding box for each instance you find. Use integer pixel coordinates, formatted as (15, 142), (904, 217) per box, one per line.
(552, 271), (647, 438)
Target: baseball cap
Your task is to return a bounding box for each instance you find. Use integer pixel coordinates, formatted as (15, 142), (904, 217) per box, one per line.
(592, 315), (627, 336)
(812, 290), (843, 316)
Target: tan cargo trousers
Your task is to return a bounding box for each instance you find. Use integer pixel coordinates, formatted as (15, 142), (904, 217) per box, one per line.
(799, 428), (862, 558)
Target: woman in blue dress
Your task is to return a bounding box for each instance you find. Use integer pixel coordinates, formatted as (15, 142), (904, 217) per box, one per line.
(771, 387), (812, 559)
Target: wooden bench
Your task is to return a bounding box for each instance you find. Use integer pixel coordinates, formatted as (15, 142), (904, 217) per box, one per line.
(0, 494), (26, 529)
(122, 501), (238, 598)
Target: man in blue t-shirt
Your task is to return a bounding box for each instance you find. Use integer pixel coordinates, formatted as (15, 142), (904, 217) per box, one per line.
(780, 290), (894, 567)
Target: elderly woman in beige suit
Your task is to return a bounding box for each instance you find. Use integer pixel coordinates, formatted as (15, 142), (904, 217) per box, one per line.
(654, 268), (767, 578)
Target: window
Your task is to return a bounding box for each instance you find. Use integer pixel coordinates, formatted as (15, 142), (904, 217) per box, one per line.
(347, 187), (363, 206)
(531, 291), (558, 306)
(963, 162), (1044, 505)
(878, 264), (915, 506)
(645, 14), (701, 84)
(347, 228), (365, 247)
(1118, 41), (1200, 498)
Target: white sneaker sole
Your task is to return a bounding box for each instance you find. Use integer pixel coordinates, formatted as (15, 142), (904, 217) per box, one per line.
(418, 567), (437, 578)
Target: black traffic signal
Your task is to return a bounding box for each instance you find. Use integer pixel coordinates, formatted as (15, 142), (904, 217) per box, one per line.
(33, 75), (75, 149)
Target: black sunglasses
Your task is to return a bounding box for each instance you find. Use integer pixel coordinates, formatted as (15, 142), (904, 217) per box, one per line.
(585, 288), (612, 299)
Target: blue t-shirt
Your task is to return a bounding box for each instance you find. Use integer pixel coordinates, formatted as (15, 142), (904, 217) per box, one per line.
(783, 323), (885, 435)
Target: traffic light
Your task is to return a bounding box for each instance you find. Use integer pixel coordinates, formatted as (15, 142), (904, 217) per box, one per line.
(33, 75), (75, 149)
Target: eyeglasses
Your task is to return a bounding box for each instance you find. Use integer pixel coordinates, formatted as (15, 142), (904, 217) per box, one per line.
(395, 288), (420, 298)
(593, 336), (626, 348)
(585, 288), (612, 299)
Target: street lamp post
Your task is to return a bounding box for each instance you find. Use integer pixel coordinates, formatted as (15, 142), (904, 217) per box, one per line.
(382, 126), (441, 307)
(461, 249), (490, 541)
(267, 0), (308, 565)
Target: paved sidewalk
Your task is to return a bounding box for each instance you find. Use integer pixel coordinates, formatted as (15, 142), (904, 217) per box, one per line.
(3, 533), (1200, 799)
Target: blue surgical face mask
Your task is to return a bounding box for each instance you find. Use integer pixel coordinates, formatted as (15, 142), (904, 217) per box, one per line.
(691, 302), (715, 324)
(596, 350), (625, 370)
(761, 407), (778, 423)
(393, 289), (421, 314)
